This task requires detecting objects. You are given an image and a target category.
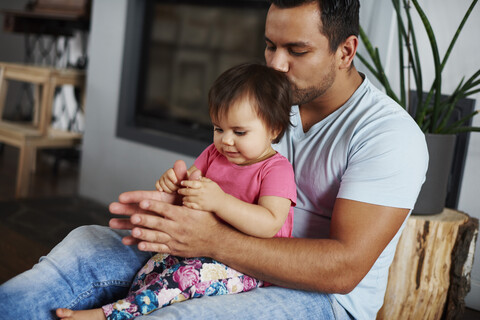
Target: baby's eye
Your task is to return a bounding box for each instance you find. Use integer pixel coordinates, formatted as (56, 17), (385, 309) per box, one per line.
(234, 131), (246, 136)
(214, 127), (223, 133)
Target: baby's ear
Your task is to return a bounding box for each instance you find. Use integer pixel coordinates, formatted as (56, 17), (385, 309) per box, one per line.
(271, 127), (281, 141)
(188, 169), (203, 181)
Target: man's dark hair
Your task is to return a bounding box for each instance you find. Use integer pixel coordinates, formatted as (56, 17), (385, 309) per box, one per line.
(208, 63), (292, 144)
(269, 0), (360, 53)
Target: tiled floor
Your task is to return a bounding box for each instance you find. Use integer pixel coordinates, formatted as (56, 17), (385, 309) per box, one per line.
(0, 143), (479, 318)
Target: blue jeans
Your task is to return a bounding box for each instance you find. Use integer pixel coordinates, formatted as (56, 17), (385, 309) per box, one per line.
(0, 225), (352, 320)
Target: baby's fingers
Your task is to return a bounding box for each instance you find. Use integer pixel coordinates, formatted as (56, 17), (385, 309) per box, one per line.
(183, 200), (201, 210)
(155, 180), (162, 191)
(177, 187), (198, 197)
(159, 178), (179, 193)
(180, 180), (203, 189)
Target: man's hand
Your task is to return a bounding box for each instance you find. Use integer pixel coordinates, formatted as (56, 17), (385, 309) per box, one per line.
(116, 197), (227, 257)
(179, 177), (225, 212)
(109, 190), (180, 246)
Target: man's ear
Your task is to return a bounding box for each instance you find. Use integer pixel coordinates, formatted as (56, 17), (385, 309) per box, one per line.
(337, 35), (358, 70)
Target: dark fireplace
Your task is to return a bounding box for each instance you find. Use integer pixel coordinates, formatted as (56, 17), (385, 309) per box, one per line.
(116, 0), (269, 156)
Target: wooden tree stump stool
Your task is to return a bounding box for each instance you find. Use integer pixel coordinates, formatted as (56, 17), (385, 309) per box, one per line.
(377, 208), (479, 320)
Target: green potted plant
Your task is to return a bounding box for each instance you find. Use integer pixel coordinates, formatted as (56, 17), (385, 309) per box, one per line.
(357, 0), (480, 214)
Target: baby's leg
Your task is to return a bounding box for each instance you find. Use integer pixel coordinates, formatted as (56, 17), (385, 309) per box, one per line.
(101, 253), (180, 318)
(102, 255), (262, 318)
(56, 307), (105, 320)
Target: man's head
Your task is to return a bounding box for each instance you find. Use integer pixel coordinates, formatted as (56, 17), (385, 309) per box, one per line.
(268, 0), (360, 53)
(265, 0), (360, 105)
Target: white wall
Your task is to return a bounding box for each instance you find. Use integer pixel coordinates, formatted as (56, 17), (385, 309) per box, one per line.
(80, 0), (480, 309)
(430, 1), (480, 310)
(358, 0), (480, 310)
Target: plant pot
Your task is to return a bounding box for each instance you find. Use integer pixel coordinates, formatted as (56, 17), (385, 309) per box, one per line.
(412, 133), (456, 215)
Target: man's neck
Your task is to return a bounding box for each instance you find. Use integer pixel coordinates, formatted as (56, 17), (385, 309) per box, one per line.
(300, 69), (363, 132)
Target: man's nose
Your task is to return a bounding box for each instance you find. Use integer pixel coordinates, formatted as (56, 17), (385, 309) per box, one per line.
(268, 51), (289, 73)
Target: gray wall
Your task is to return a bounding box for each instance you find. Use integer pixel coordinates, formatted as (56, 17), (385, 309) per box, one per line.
(424, 1), (480, 309)
(78, 0), (195, 203)
(0, 0), (28, 116)
(0, 0), (27, 63)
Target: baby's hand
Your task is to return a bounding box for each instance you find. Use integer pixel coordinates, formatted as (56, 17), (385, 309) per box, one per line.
(178, 177), (224, 212)
(155, 168), (181, 194)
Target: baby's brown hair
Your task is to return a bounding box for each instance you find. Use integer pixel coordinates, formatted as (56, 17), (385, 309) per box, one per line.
(208, 63), (292, 143)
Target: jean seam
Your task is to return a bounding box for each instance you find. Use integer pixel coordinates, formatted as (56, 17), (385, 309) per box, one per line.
(327, 294), (339, 320)
(67, 280), (132, 309)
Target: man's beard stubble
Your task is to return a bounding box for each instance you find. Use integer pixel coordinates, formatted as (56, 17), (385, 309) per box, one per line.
(290, 63), (336, 106)
(291, 86), (325, 105)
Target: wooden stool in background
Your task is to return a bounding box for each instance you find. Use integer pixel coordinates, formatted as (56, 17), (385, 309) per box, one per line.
(0, 62), (86, 198)
(378, 208), (479, 320)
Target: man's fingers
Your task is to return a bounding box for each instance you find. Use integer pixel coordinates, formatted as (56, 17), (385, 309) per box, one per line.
(138, 200), (179, 221)
(114, 191), (179, 209)
(129, 211), (175, 253)
(117, 190), (165, 203)
(131, 206), (176, 230)
(173, 160), (188, 181)
(189, 169), (202, 181)
(109, 202), (151, 217)
(132, 226), (171, 245)
(137, 241), (172, 253)
(109, 218), (135, 230)
(121, 235), (140, 246)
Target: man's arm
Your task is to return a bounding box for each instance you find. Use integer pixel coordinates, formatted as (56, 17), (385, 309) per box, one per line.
(110, 192), (408, 293)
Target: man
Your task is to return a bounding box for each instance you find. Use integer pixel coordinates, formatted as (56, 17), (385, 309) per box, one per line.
(0, 1), (428, 319)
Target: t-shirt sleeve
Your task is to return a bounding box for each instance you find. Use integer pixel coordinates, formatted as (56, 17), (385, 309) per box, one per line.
(259, 156), (297, 206)
(193, 144), (216, 175)
(338, 113), (429, 209)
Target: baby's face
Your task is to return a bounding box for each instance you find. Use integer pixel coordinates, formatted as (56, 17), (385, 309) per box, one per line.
(212, 97), (276, 166)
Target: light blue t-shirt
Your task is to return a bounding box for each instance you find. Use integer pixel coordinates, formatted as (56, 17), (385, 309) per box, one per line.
(273, 76), (428, 319)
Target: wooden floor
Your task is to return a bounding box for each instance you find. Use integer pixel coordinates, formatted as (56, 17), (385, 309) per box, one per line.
(0, 143), (479, 319)
(0, 144), (109, 284)
(0, 144), (80, 199)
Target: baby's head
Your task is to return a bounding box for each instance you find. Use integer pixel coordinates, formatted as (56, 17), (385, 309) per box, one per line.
(208, 63), (292, 143)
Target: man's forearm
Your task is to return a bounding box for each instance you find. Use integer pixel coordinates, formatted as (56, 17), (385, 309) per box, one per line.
(209, 226), (360, 294)
(210, 199), (410, 294)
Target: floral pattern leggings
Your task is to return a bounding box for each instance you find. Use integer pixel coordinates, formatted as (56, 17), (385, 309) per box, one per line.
(102, 253), (262, 319)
